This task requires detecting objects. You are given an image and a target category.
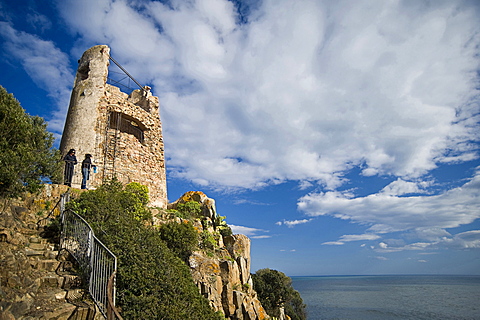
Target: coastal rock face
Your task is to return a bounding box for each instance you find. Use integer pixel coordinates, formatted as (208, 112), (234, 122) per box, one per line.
(166, 191), (270, 320)
(188, 238), (269, 320)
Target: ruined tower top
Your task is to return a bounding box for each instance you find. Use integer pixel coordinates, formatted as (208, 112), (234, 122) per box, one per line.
(60, 45), (167, 207)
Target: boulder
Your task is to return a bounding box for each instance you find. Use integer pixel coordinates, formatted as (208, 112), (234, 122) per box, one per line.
(169, 191), (217, 220)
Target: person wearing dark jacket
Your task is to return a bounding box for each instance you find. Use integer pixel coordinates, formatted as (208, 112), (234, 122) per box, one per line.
(81, 154), (96, 189)
(63, 149), (77, 187)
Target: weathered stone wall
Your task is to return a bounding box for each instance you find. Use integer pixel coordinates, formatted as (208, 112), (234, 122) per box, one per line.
(60, 45), (167, 207)
(93, 85), (167, 207)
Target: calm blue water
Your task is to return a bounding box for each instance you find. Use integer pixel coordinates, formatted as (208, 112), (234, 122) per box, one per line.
(291, 275), (480, 320)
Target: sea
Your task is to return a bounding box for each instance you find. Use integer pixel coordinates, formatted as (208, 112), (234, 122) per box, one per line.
(291, 275), (480, 320)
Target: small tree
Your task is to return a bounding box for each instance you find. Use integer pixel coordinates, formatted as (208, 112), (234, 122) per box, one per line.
(252, 268), (307, 320)
(0, 86), (61, 198)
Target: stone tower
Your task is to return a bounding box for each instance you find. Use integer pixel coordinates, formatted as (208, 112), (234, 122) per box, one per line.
(60, 45), (167, 208)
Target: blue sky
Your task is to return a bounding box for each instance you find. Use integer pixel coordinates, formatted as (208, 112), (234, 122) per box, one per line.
(1, 0), (479, 276)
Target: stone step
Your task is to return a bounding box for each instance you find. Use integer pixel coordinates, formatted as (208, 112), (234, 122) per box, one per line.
(29, 242), (47, 251)
(37, 303), (77, 320)
(62, 274), (83, 290)
(39, 275), (63, 289)
(66, 289), (85, 303)
(20, 227), (42, 236)
(44, 250), (59, 259)
(26, 223), (38, 230)
(26, 248), (44, 257)
(68, 305), (97, 320)
(29, 236), (43, 244)
(30, 235), (56, 248)
(34, 259), (61, 272)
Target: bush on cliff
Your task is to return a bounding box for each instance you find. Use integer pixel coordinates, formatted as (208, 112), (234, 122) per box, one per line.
(158, 220), (198, 262)
(67, 180), (223, 320)
(175, 200), (202, 219)
(0, 86), (62, 198)
(252, 268), (307, 320)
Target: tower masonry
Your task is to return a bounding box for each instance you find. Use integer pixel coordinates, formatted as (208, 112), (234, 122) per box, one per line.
(60, 45), (167, 208)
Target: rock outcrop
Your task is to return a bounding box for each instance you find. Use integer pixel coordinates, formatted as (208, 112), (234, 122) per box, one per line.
(166, 191), (270, 320)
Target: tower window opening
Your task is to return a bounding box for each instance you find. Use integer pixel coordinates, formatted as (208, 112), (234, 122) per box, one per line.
(77, 63), (90, 81)
(109, 112), (145, 143)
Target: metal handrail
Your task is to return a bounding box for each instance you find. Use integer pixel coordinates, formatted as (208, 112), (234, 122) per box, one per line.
(60, 194), (121, 319)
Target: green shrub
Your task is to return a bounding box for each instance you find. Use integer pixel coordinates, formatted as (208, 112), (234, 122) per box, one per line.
(159, 220), (198, 262)
(124, 182), (149, 203)
(176, 201), (202, 219)
(218, 225), (233, 237)
(200, 230), (217, 252)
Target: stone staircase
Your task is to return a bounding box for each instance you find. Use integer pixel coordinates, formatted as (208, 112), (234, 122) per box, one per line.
(0, 186), (101, 320)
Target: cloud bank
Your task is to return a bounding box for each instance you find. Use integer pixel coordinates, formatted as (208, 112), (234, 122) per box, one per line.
(300, 169), (480, 250)
(299, 169), (480, 233)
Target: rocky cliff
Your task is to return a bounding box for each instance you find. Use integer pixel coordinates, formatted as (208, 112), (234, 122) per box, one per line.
(161, 191), (270, 320)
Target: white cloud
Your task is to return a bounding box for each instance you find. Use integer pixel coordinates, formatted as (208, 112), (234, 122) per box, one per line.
(298, 171), (480, 234)
(232, 199), (270, 206)
(251, 235), (271, 239)
(375, 241), (432, 253)
(441, 230), (480, 249)
(229, 224), (268, 237)
(26, 12), (52, 33)
(381, 178), (430, 196)
(323, 233), (381, 245)
(0, 21), (74, 133)
(406, 227), (452, 242)
(371, 229), (480, 253)
(308, 169), (480, 251)
(343, 234), (381, 242)
(298, 181), (314, 190)
(52, 0), (479, 191)
(322, 241), (344, 246)
(276, 219), (313, 228)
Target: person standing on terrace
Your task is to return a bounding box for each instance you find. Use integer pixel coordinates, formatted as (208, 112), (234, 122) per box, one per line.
(63, 149), (77, 187)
